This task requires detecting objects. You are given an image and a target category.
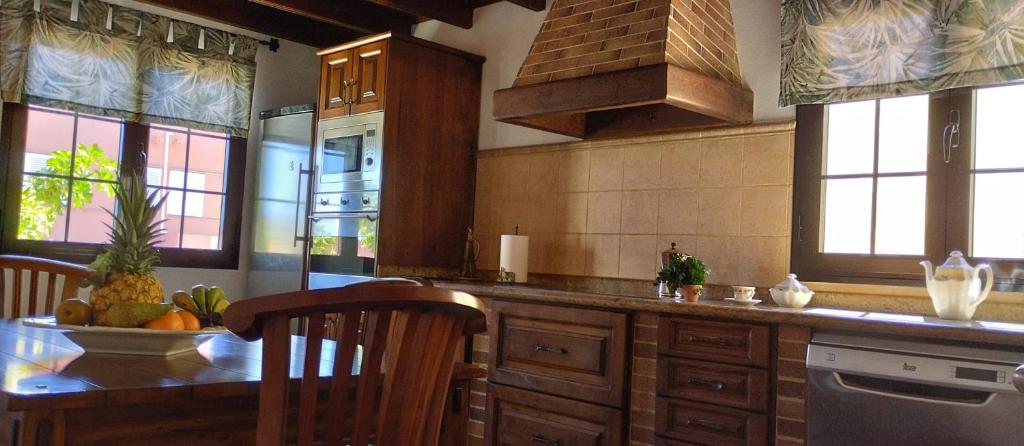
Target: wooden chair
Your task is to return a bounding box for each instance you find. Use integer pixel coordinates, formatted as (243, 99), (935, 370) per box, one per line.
(225, 280), (486, 446)
(0, 255), (92, 318)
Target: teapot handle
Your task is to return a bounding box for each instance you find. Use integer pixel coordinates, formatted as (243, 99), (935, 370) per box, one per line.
(972, 265), (994, 308)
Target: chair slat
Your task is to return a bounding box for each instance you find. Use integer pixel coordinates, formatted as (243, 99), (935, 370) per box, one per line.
(256, 315), (291, 446)
(324, 311), (363, 445)
(0, 269), (7, 319)
(296, 314), (324, 446)
(12, 270), (22, 319)
(350, 309), (393, 446)
(45, 273), (58, 314)
(0, 256), (92, 319)
(27, 271), (39, 316)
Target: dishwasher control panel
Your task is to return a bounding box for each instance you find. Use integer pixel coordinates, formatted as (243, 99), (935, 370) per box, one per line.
(807, 335), (1024, 394)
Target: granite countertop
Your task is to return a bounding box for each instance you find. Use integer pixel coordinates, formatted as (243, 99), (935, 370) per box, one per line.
(437, 281), (1024, 347)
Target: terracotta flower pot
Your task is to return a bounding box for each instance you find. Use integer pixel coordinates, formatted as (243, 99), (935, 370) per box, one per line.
(681, 284), (703, 302)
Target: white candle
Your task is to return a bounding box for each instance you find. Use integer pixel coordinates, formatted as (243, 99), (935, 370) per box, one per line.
(499, 235), (529, 283)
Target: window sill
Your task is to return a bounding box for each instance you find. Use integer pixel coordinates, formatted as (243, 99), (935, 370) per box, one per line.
(805, 281), (1024, 305)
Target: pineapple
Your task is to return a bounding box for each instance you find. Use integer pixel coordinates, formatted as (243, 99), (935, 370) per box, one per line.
(89, 171), (168, 325)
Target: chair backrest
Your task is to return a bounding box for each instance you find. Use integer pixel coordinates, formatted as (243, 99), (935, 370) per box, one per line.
(0, 255), (92, 318)
(224, 281), (485, 446)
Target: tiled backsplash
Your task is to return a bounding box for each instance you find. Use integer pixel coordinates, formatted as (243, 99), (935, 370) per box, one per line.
(473, 121), (796, 287)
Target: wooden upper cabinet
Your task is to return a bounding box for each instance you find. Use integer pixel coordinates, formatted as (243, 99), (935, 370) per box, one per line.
(318, 41), (387, 118)
(351, 41), (387, 115)
(319, 49), (354, 119)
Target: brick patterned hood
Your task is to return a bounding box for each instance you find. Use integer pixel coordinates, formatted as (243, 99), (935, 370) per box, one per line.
(494, 0), (753, 139)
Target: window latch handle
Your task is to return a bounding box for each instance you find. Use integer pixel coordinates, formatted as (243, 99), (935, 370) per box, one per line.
(942, 109), (961, 164)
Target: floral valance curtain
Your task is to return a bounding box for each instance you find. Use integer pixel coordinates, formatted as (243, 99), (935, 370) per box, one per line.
(780, 0), (1024, 107)
(0, 0), (257, 136)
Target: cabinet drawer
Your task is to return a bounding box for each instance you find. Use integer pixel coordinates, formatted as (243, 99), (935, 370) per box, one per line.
(658, 317), (770, 367)
(487, 384), (623, 446)
(489, 301), (628, 406)
(657, 358), (768, 412)
(656, 398), (767, 446)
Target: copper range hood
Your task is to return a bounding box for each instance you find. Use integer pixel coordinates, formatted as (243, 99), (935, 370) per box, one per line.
(494, 0), (753, 139)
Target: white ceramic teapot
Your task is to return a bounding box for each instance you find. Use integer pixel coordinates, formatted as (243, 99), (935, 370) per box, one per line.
(920, 251), (993, 321)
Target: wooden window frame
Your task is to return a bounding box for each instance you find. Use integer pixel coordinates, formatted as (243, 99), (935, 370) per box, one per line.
(792, 88), (1024, 291)
(0, 103), (246, 269)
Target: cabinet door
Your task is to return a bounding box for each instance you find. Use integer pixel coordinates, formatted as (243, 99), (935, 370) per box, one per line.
(487, 384), (623, 446)
(351, 41), (387, 115)
(319, 50), (353, 119)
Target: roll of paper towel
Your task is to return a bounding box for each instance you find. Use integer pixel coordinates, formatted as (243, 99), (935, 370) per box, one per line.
(499, 235), (529, 283)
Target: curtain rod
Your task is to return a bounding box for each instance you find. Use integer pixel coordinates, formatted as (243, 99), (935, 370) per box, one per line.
(258, 38), (280, 53)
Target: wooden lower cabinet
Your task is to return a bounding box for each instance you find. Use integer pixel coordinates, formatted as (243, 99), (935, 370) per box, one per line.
(656, 398), (767, 446)
(486, 384), (623, 446)
(657, 357), (769, 412)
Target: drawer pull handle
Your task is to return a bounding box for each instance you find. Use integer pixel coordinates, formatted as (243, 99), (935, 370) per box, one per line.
(531, 434), (560, 445)
(687, 334), (729, 346)
(687, 417), (728, 433)
(533, 344), (567, 354)
(687, 377), (726, 391)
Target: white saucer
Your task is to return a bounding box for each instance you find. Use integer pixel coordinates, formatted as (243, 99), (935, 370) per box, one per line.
(725, 298), (761, 306)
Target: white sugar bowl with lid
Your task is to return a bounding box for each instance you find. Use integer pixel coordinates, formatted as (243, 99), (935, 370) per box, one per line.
(769, 273), (815, 308)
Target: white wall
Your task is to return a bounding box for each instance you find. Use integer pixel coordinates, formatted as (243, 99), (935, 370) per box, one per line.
(412, 0), (794, 150)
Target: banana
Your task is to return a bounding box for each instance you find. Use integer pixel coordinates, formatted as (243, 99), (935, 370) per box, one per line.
(207, 287), (226, 314)
(191, 285), (208, 315)
(173, 291), (201, 314)
(211, 298), (229, 314)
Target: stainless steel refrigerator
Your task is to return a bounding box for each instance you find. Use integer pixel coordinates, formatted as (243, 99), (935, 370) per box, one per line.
(246, 105), (315, 298)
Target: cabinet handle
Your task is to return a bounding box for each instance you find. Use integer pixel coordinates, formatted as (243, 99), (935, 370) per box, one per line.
(687, 377), (726, 391)
(362, 197), (371, 205)
(687, 417), (728, 433)
(340, 198), (350, 205)
(340, 80), (350, 105)
(687, 334), (729, 346)
(319, 198), (330, 206)
(533, 344), (567, 354)
(530, 434), (560, 445)
(347, 79), (357, 104)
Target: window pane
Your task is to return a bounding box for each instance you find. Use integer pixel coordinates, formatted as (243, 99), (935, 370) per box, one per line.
(74, 117), (122, 179)
(878, 95), (928, 173)
(24, 109), (73, 175)
(181, 193), (223, 250)
(189, 134), (227, 193)
(152, 191), (183, 249)
(822, 178), (873, 254)
(18, 176), (69, 241)
(67, 180), (116, 244)
(146, 128), (188, 187)
(826, 100), (876, 175)
(976, 84), (1024, 169)
(874, 176), (926, 255)
(972, 172), (1024, 259)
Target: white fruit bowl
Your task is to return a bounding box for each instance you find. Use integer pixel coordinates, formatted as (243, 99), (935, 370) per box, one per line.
(23, 317), (228, 356)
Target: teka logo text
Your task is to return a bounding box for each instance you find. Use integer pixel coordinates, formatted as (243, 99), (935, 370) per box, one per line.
(902, 362), (917, 372)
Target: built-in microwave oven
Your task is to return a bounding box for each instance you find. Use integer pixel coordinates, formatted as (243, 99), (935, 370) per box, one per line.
(315, 112), (382, 192)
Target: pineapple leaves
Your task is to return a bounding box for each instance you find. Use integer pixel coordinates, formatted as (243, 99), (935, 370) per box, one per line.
(96, 171), (167, 276)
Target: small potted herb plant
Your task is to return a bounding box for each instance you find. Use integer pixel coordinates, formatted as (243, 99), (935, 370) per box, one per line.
(655, 252), (708, 302)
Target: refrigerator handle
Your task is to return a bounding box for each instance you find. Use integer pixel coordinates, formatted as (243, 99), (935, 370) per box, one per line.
(293, 163), (312, 247)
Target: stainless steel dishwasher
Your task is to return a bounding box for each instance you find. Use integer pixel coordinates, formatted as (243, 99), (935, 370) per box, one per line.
(806, 332), (1024, 446)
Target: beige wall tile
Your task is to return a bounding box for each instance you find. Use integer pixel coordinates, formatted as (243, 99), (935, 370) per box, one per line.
(528, 234), (555, 274)
(524, 190), (559, 234)
(657, 189), (698, 235)
(741, 185), (791, 237)
(696, 235), (740, 286)
(589, 148), (625, 191)
(738, 236), (789, 287)
(743, 134), (794, 186)
(660, 141), (701, 189)
(556, 192), (588, 234)
(699, 137), (743, 187)
(585, 234), (621, 277)
(476, 233), (501, 271)
(550, 234), (587, 275)
(619, 235), (658, 280)
(494, 154), (531, 200)
(475, 156), (498, 205)
(526, 151), (562, 199)
(473, 198), (497, 235)
(586, 191), (622, 234)
(561, 149), (591, 192)
(621, 190), (659, 234)
(494, 199), (529, 236)
(623, 145), (663, 190)
(698, 187), (742, 236)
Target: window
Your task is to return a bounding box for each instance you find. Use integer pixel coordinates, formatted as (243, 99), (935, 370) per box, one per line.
(0, 103), (246, 268)
(793, 84), (1024, 290)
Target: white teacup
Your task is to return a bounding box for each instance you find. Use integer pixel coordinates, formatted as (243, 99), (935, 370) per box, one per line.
(731, 286), (756, 301)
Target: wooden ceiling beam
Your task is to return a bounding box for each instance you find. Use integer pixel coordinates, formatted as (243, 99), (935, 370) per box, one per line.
(501, 0), (546, 11)
(362, 0), (474, 29)
(250, 0), (417, 34)
(133, 0), (362, 47)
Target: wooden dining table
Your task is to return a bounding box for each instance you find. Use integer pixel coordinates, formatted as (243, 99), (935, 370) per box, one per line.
(0, 318), (482, 446)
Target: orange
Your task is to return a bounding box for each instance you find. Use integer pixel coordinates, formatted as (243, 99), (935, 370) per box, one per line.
(143, 311), (185, 331)
(177, 310), (201, 331)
